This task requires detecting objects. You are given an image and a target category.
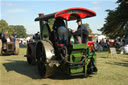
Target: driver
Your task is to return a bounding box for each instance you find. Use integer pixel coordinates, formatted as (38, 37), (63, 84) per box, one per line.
(53, 17), (68, 45)
(72, 19), (88, 43)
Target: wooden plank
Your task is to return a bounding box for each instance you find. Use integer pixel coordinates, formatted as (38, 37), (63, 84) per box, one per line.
(108, 47), (118, 57)
(109, 47), (117, 54)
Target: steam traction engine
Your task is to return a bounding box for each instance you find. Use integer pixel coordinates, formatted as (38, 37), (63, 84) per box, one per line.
(25, 7), (97, 78)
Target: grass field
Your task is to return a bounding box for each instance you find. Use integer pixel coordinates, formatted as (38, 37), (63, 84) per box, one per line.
(0, 48), (128, 85)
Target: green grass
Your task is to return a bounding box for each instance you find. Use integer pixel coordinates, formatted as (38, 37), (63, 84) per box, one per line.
(0, 48), (128, 85)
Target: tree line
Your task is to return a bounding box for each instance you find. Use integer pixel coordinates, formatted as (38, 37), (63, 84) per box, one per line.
(0, 19), (27, 38)
(100, 0), (128, 38)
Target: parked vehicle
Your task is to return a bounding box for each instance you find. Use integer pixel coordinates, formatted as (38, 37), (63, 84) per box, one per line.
(0, 38), (19, 55)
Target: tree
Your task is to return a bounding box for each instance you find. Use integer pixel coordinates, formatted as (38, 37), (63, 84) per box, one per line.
(0, 19), (9, 32)
(100, 0), (128, 38)
(9, 25), (27, 38)
(84, 23), (92, 34)
(0, 19), (27, 38)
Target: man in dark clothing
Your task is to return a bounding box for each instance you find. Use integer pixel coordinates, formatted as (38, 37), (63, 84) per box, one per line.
(72, 19), (88, 43)
(53, 17), (68, 45)
(33, 32), (40, 43)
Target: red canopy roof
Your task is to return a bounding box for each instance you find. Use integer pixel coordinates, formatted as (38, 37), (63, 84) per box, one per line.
(55, 7), (96, 21)
(35, 7), (96, 21)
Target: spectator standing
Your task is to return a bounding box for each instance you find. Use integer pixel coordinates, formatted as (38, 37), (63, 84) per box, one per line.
(106, 38), (109, 48)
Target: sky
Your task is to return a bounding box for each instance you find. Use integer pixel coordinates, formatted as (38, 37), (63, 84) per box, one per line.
(0, 0), (118, 34)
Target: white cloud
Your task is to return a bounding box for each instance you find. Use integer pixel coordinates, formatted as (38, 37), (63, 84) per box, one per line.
(90, 7), (101, 10)
(91, 1), (100, 4)
(7, 8), (28, 13)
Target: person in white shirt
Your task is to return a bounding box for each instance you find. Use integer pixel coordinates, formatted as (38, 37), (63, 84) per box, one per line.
(6, 37), (10, 42)
(119, 44), (128, 54)
(124, 45), (128, 54)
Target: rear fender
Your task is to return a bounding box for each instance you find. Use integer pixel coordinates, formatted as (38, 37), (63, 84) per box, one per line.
(36, 40), (55, 62)
(26, 43), (36, 57)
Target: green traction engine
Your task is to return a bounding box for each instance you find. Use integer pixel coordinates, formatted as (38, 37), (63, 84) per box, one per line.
(25, 7), (98, 78)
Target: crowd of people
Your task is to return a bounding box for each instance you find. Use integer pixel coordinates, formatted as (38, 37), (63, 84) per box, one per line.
(95, 38), (109, 52)
(94, 37), (128, 55)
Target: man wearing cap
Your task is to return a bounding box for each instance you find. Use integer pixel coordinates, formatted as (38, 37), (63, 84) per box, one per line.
(72, 19), (88, 43)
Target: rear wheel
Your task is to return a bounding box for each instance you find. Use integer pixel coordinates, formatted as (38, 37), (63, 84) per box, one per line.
(14, 40), (19, 55)
(36, 41), (56, 78)
(26, 43), (36, 65)
(27, 57), (32, 64)
(37, 42), (48, 77)
(87, 58), (97, 74)
(0, 40), (2, 55)
(93, 66), (98, 72)
(37, 58), (56, 78)
(37, 57), (46, 77)
(87, 61), (93, 74)
(27, 56), (36, 65)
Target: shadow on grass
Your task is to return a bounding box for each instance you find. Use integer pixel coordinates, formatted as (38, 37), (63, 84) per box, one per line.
(3, 60), (41, 79)
(3, 60), (93, 80)
(2, 60), (74, 80)
(106, 61), (128, 67)
(50, 69), (72, 80)
(50, 68), (87, 80)
(1, 53), (14, 56)
(100, 56), (109, 58)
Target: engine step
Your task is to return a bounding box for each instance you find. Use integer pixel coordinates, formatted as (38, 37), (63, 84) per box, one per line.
(70, 65), (84, 69)
(70, 63), (85, 69)
(70, 73), (85, 76)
